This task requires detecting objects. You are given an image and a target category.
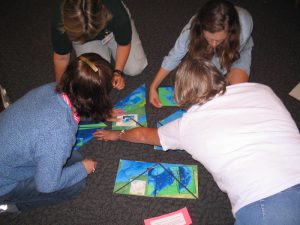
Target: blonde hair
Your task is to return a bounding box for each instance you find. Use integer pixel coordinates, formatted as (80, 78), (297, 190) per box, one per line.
(60, 0), (112, 43)
(174, 57), (227, 110)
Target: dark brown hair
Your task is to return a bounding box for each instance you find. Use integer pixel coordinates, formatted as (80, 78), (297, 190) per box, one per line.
(56, 53), (113, 121)
(189, 0), (240, 71)
(61, 0), (112, 43)
(174, 56), (227, 110)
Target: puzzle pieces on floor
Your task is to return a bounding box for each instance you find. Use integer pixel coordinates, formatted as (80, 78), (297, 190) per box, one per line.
(158, 86), (176, 106)
(73, 121), (107, 150)
(112, 84), (147, 130)
(114, 84), (146, 110)
(113, 159), (198, 199)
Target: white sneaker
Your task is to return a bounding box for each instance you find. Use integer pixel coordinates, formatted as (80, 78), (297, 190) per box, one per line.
(0, 85), (10, 112)
(0, 204), (8, 212)
(0, 204), (20, 214)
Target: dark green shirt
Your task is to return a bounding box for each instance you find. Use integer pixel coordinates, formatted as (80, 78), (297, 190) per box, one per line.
(51, 0), (132, 55)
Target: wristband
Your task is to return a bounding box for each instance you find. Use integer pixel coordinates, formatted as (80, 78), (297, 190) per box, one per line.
(113, 69), (123, 77)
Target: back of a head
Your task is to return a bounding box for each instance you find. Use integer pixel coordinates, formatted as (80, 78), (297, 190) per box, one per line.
(174, 57), (227, 110)
(61, 0), (112, 43)
(56, 53), (113, 121)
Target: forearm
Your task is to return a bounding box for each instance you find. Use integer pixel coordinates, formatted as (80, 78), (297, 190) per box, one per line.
(53, 52), (70, 82)
(115, 43), (131, 71)
(150, 67), (170, 90)
(93, 127), (161, 146)
(120, 127), (160, 146)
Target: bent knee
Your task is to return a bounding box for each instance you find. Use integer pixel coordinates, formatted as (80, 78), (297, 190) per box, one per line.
(123, 58), (148, 76)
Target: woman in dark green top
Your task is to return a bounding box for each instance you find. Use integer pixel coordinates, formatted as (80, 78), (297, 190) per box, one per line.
(51, 0), (148, 89)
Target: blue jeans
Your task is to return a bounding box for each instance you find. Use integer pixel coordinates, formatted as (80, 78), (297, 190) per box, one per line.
(0, 151), (86, 212)
(235, 183), (300, 225)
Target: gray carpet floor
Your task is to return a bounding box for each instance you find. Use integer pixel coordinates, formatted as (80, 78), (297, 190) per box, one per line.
(0, 0), (299, 224)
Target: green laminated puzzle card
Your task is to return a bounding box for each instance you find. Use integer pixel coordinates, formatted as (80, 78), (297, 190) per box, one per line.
(73, 121), (107, 150)
(158, 86), (176, 106)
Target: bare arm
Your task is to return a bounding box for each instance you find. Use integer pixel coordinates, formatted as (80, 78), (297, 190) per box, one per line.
(53, 52), (70, 83)
(226, 68), (249, 84)
(93, 127), (161, 146)
(149, 67), (170, 108)
(112, 44), (131, 90)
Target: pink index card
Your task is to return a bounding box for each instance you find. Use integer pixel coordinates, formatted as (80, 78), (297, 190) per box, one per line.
(144, 207), (192, 225)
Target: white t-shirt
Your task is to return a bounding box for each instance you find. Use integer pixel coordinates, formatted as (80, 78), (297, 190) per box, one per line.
(158, 83), (300, 215)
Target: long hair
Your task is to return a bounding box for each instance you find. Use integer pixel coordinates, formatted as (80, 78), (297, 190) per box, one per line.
(189, 0), (240, 71)
(60, 0), (112, 43)
(56, 53), (113, 121)
(174, 57), (227, 110)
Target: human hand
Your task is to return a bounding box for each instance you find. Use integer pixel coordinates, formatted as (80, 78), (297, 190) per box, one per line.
(82, 159), (97, 175)
(93, 130), (120, 141)
(112, 75), (125, 90)
(149, 87), (162, 108)
(106, 108), (124, 122)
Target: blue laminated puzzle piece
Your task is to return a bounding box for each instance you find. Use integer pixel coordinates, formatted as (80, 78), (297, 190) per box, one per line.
(113, 159), (198, 199)
(114, 84), (146, 110)
(112, 84), (147, 130)
(73, 121), (107, 150)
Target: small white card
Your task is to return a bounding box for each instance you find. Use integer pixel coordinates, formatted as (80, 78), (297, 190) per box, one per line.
(116, 114), (138, 127)
(289, 83), (300, 101)
(129, 180), (146, 195)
